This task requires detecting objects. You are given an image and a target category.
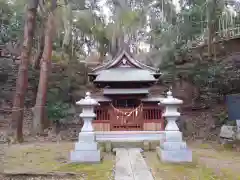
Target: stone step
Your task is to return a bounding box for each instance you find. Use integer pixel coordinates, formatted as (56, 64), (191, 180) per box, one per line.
(111, 142), (143, 149)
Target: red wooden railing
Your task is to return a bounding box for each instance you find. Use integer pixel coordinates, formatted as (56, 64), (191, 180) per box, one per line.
(94, 106), (162, 131)
(95, 106), (162, 122)
(143, 107), (162, 122)
(95, 108), (110, 122)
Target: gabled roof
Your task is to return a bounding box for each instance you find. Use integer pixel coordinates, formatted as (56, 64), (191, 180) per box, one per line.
(91, 46), (159, 73)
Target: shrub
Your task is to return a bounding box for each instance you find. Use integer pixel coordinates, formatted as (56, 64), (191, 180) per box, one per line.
(46, 101), (70, 124)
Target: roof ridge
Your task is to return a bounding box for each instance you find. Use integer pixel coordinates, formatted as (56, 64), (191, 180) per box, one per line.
(92, 49), (158, 73)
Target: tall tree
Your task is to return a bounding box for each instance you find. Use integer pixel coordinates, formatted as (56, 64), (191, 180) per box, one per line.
(207, 0), (218, 59)
(32, 0), (57, 134)
(11, 0), (39, 142)
(32, 0), (47, 69)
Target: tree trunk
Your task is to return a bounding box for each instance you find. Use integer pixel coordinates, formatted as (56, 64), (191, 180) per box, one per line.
(11, 0), (39, 143)
(207, 21), (214, 59)
(98, 51), (105, 64)
(207, 0), (217, 60)
(32, 0), (57, 134)
(33, 25), (45, 69)
(62, 1), (72, 52)
(110, 35), (118, 57)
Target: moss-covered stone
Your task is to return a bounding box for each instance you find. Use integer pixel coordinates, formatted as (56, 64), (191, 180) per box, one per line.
(150, 141), (160, 150)
(143, 141), (150, 151)
(105, 141), (112, 153)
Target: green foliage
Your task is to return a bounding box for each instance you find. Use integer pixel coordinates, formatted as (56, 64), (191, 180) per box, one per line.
(0, 0), (25, 43)
(46, 101), (70, 122)
(46, 85), (70, 123)
(154, 0), (240, 104)
(160, 50), (240, 103)
(214, 111), (237, 126)
(214, 111), (228, 125)
(51, 53), (63, 62)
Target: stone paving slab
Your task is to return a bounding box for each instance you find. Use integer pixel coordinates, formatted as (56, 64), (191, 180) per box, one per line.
(128, 149), (154, 180)
(115, 148), (134, 180)
(115, 148), (154, 180)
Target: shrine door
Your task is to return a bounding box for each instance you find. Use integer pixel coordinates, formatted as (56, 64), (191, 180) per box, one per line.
(110, 99), (143, 131)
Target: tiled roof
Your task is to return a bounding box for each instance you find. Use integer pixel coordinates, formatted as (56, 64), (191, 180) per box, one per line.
(141, 96), (165, 102)
(94, 67), (156, 82)
(91, 95), (111, 102)
(103, 88), (149, 95)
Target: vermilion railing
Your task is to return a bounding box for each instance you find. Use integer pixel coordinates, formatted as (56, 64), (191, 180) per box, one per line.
(143, 107), (162, 121)
(95, 106), (162, 122)
(95, 108), (110, 121)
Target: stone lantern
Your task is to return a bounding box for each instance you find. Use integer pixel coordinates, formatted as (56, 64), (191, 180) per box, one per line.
(157, 90), (192, 163)
(70, 92), (101, 163)
(161, 90), (182, 132)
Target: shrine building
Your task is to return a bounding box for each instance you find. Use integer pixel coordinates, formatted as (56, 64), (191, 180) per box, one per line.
(88, 45), (164, 131)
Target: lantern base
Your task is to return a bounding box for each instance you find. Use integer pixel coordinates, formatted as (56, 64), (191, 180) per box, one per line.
(161, 141), (187, 150)
(157, 131), (192, 163)
(70, 131), (100, 163)
(165, 131), (183, 142)
(157, 146), (192, 163)
(70, 149), (101, 163)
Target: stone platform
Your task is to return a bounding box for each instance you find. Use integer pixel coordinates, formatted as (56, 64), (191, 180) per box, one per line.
(95, 131), (164, 142)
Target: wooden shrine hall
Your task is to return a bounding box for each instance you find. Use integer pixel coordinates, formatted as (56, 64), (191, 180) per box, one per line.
(88, 45), (164, 131)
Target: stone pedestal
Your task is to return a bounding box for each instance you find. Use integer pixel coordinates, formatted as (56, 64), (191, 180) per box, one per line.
(70, 92), (101, 163)
(157, 90), (192, 163)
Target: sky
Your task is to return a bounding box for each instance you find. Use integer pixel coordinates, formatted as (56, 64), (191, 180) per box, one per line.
(172, 0), (181, 12)
(93, 0), (181, 52)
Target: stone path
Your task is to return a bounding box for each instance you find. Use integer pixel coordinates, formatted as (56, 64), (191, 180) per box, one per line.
(115, 148), (154, 180)
(0, 143), (6, 173)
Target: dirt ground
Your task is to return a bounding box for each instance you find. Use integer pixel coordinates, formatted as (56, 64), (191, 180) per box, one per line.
(1, 141), (240, 180)
(2, 142), (114, 180)
(145, 142), (240, 180)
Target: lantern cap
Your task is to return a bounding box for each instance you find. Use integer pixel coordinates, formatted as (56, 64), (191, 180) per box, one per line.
(160, 89), (183, 105)
(76, 92), (100, 106)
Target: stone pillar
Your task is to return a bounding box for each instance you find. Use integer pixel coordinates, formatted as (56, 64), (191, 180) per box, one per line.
(70, 92), (101, 163)
(157, 90), (192, 163)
